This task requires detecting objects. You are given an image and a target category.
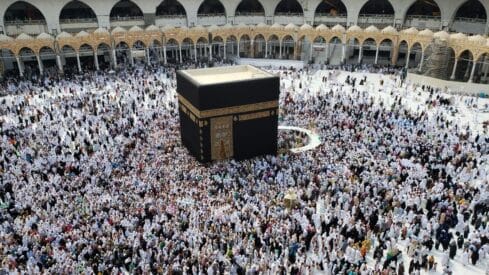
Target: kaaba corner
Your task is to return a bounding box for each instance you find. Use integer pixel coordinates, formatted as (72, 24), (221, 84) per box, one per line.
(176, 65), (280, 162)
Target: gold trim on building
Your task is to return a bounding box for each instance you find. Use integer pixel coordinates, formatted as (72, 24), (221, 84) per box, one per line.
(238, 110), (273, 121)
(178, 95), (279, 119)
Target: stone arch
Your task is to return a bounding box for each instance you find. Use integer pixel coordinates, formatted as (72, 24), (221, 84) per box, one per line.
(282, 34), (295, 59)
(59, 1), (97, 23)
(253, 33), (266, 58)
(225, 35), (237, 57)
(405, 0), (440, 18)
(377, 38), (393, 65)
(453, 0), (487, 22)
(78, 43), (95, 69)
(198, 0), (226, 16)
(274, 0), (304, 15)
(110, 0), (143, 20)
(156, 0), (187, 17)
(239, 34), (251, 57)
(329, 35), (342, 44)
(236, 0), (265, 15)
(96, 42), (112, 69)
(4, 1), (46, 22)
(360, 37), (376, 64)
(267, 34), (280, 59)
(114, 41), (130, 66)
(359, 0), (395, 15)
(315, 0), (347, 16)
(454, 49), (474, 81)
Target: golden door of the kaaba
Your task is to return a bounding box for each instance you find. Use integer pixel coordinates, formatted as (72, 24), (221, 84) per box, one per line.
(210, 116), (234, 160)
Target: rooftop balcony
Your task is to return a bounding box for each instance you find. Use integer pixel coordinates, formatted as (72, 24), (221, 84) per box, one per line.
(197, 13), (226, 26)
(5, 20), (48, 36)
(155, 15), (187, 28)
(110, 16), (145, 28)
(274, 13), (304, 25)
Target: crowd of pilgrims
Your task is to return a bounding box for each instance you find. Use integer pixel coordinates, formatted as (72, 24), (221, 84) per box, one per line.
(0, 59), (489, 275)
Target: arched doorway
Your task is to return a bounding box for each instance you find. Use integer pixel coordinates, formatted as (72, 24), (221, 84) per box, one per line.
(110, 0), (144, 27)
(149, 39), (162, 64)
(358, 0), (394, 28)
(409, 42), (423, 70)
(253, 34), (266, 58)
(132, 40), (147, 65)
(361, 38), (377, 64)
(79, 44), (95, 70)
(115, 42), (130, 66)
(38, 46), (56, 74)
(18, 47), (38, 78)
(61, 45), (78, 74)
(212, 36), (224, 59)
(470, 53), (489, 83)
(396, 40), (409, 67)
(310, 36), (327, 64)
(346, 38), (360, 64)
(196, 37), (209, 61)
(225, 35), (237, 58)
(239, 35), (251, 58)
(4, 1), (47, 36)
(165, 39), (179, 63)
(282, 35), (295, 60)
(377, 39), (393, 65)
(59, 1), (97, 32)
(181, 38), (193, 62)
(0, 49), (16, 78)
(452, 0), (487, 34)
(404, 0), (440, 30)
(274, 0), (304, 25)
(314, 0), (347, 27)
(97, 43), (112, 70)
(267, 35), (280, 59)
(328, 36), (342, 65)
(452, 50), (474, 82)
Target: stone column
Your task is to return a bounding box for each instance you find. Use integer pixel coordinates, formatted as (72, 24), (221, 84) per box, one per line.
(145, 48), (150, 64)
(16, 56), (23, 77)
(194, 44), (198, 62)
(250, 39), (254, 58)
(163, 46), (167, 64)
(405, 48), (411, 68)
(450, 58), (458, 80)
(56, 55), (63, 73)
(325, 43), (329, 62)
(76, 52), (82, 72)
(418, 50), (424, 72)
(342, 43), (346, 63)
(468, 60), (478, 83)
(374, 45), (379, 64)
(265, 41), (268, 58)
(179, 45), (182, 63)
(237, 41), (240, 58)
(112, 49), (118, 68)
(279, 41), (282, 59)
(309, 42), (313, 62)
(223, 43), (226, 59)
(209, 43), (212, 60)
(358, 45), (363, 64)
(129, 49), (134, 66)
(36, 55), (44, 75)
(94, 52), (99, 70)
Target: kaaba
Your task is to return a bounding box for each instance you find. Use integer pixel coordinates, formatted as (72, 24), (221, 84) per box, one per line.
(177, 65), (280, 162)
